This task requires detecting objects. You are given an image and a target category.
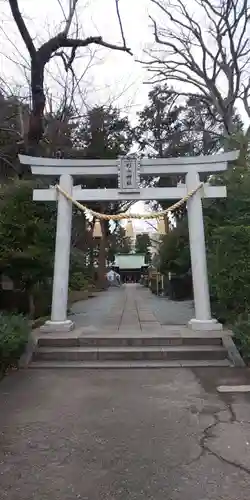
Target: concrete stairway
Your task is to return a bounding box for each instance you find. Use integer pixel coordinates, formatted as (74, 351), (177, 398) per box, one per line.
(29, 331), (232, 368)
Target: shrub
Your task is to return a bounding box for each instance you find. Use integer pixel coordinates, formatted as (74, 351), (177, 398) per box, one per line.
(0, 181), (56, 317)
(208, 225), (250, 320)
(0, 286), (52, 319)
(169, 273), (193, 300)
(69, 272), (89, 291)
(69, 248), (94, 290)
(0, 313), (30, 375)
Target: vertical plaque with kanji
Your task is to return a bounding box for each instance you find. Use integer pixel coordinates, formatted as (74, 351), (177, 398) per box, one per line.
(117, 156), (140, 192)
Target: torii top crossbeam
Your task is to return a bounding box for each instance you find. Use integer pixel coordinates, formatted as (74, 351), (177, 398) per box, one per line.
(19, 151), (238, 176)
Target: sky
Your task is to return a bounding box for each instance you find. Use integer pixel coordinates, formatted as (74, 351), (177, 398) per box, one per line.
(1, 1), (248, 121)
(0, 0), (154, 119)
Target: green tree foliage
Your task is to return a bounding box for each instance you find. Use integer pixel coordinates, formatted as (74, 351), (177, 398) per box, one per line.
(75, 106), (134, 284)
(135, 85), (184, 158)
(182, 97), (243, 157)
(156, 132), (250, 336)
(79, 106), (133, 159)
(0, 181), (56, 315)
(208, 226), (250, 321)
(0, 312), (30, 375)
(136, 85), (186, 219)
(203, 135), (250, 326)
(204, 152), (250, 235)
(158, 219), (190, 276)
(107, 224), (132, 263)
(135, 233), (152, 263)
(0, 103), (135, 299)
(182, 97), (222, 156)
(118, 237), (132, 255)
(136, 85), (226, 220)
(136, 85), (225, 161)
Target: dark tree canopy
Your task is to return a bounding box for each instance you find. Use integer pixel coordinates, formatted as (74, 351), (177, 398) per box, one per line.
(135, 233), (152, 264)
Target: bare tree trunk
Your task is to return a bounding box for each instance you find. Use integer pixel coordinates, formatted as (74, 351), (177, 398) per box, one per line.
(28, 56), (46, 150)
(164, 216), (169, 234)
(28, 291), (35, 319)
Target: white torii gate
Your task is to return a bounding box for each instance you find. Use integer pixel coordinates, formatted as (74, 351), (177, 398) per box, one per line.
(19, 151), (238, 332)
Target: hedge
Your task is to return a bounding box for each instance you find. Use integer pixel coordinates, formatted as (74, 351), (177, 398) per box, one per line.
(208, 225), (250, 321)
(0, 313), (30, 376)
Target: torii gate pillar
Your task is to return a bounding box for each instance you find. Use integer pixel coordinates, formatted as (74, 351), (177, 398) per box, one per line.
(42, 174), (74, 332)
(186, 170), (220, 330)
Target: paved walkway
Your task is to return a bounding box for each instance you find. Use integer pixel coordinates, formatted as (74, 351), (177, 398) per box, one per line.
(70, 284), (194, 331)
(2, 286), (250, 499)
(1, 367), (250, 499)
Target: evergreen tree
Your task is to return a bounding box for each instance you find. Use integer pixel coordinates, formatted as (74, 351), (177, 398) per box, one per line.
(76, 106), (134, 285)
(107, 225), (132, 263)
(135, 85), (184, 158)
(135, 233), (151, 264)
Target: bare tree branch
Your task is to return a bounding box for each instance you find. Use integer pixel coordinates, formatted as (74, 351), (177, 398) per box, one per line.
(50, 46), (97, 117)
(54, 35), (132, 55)
(64, 0), (78, 35)
(8, 0), (132, 150)
(8, 0), (36, 57)
(56, 0), (67, 22)
(243, 78), (250, 118)
(115, 0), (126, 48)
(145, 0), (250, 136)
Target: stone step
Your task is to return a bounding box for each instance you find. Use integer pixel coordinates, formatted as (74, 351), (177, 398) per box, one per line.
(34, 345), (228, 362)
(37, 334), (223, 348)
(29, 359), (232, 369)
